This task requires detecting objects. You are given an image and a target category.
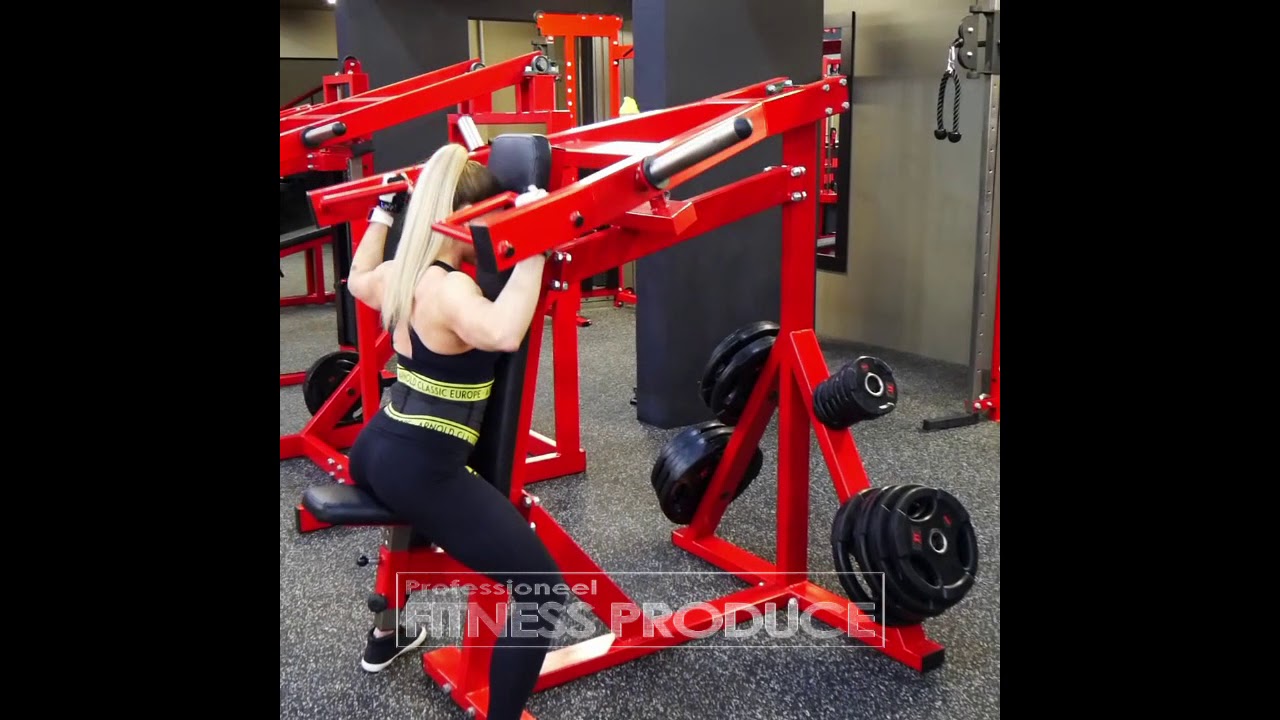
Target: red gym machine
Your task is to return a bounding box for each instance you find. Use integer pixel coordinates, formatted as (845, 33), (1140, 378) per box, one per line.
(818, 30), (842, 257)
(442, 54), (577, 327)
(282, 51), (590, 533)
(535, 11), (638, 316)
(279, 58), (371, 381)
(303, 73), (946, 720)
(280, 54), (576, 386)
(279, 73), (346, 313)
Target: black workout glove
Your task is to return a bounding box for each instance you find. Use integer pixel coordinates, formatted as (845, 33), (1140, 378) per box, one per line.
(369, 173), (410, 228)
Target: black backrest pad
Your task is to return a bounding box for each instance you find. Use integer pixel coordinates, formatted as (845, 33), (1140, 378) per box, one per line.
(488, 134), (552, 193)
(472, 134), (552, 274)
(465, 267), (529, 497)
(466, 134), (548, 487)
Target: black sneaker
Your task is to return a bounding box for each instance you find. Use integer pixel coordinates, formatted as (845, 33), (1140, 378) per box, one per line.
(360, 626), (429, 673)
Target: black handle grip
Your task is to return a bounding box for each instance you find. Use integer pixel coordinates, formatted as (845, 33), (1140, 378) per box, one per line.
(302, 121), (347, 148)
(350, 140), (375, 158)
(642, 117), (753, 189)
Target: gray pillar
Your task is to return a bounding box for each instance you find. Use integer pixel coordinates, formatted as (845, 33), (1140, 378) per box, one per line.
(632, 0), (823, 428)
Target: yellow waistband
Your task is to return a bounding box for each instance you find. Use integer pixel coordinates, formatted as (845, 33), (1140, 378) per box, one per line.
(396, 366), (493, 402)
(382, 404), (480, 444)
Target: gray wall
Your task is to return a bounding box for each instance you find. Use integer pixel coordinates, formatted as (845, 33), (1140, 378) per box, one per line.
(818, 0), (998, 366)
(335, 0), (631, 174)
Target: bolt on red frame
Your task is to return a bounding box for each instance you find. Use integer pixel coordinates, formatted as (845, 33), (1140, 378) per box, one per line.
(306, 73), (945, 720)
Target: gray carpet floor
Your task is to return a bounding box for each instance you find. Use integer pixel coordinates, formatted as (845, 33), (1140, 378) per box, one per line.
(280, 249), (1000, 720)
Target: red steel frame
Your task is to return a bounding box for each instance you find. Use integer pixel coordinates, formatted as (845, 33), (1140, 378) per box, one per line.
(282, 83), (323, 113)
(973, 253), (999, 421)
(443, 63), (588, 326)
(307, 74), (945, 720)
(280, 59), (371, 388)
(280, 56), (376, 177)
(818, 36), (842, 255)
(279, 233), (336, 311)
(283, 53), (590, 533)
(535, 12), (638, 311)
(279, 230), (339, 388)
(281, 52), (549, 177)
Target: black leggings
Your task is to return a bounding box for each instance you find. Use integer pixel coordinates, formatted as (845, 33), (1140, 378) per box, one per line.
(349, 414), (566, 720)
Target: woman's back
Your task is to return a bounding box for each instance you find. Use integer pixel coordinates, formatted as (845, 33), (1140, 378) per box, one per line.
(392, 259), (501, 385)
(382, 259), (502, 451)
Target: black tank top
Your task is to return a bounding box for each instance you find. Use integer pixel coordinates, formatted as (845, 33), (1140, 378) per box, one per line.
(382, 260), (502, 446)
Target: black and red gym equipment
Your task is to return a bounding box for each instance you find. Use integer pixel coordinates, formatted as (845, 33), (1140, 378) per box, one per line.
(698, 321), (780, 426)
(812, 356), (899, 429)
(831, 484), (979, 627)
(817, 18), (857, 273)
(650, 420), (764, 525)
(280, 51), (593, 518)
(279, 52), (567, 388)
(296, 69), (973, 719)
(534, 11), (639, 318)
(279, 57), (372, 388)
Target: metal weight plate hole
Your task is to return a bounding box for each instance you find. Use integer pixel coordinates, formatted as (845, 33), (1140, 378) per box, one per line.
(864, 372), (884, 397)
(928, 528), (948, 554)
(905, 496), (936, 522)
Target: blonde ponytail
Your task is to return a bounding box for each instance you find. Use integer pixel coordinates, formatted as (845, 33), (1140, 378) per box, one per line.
(381, 143), (470, 332)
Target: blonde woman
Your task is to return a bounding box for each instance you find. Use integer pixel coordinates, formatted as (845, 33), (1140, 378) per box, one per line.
(343, 143), (563, 720)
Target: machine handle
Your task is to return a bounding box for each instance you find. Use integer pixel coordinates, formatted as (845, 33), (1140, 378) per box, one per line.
(302, 121), (348, 147)
(456, 116), (485, 151)
(641, 117), (754, 189)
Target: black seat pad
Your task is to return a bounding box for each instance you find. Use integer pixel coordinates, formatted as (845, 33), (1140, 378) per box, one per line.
(301, 484), (404, 526)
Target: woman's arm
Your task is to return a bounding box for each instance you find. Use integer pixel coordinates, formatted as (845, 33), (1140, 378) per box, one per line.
(437, 254), (547, 353)
(346, 177), (408, 311)
(346, 223), (392, 311)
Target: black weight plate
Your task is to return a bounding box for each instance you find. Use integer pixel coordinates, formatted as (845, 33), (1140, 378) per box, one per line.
(656, 434), (723, 524)
(863, 484), (941, 619)
(850, 485), (927, 627)
(698, 321), (780, 409)
(884, 486), (979, 607)
(847, 356), (899, 419)
(862, 484), (943, 621)
(651, 428), (695, 495)
(852, 485), (926, 627)
(657, 430), (739, 524)
(303, 351), (362, 426)
(650, 422), (722, 494)
(694, 425), (764, 500)
(649, 451), (673, 498)
(709, 336), (776, 425)
(832, 488), (886, 620)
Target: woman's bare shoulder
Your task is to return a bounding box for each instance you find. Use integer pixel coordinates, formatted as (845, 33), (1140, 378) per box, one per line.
(414, 267), (482, 306)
